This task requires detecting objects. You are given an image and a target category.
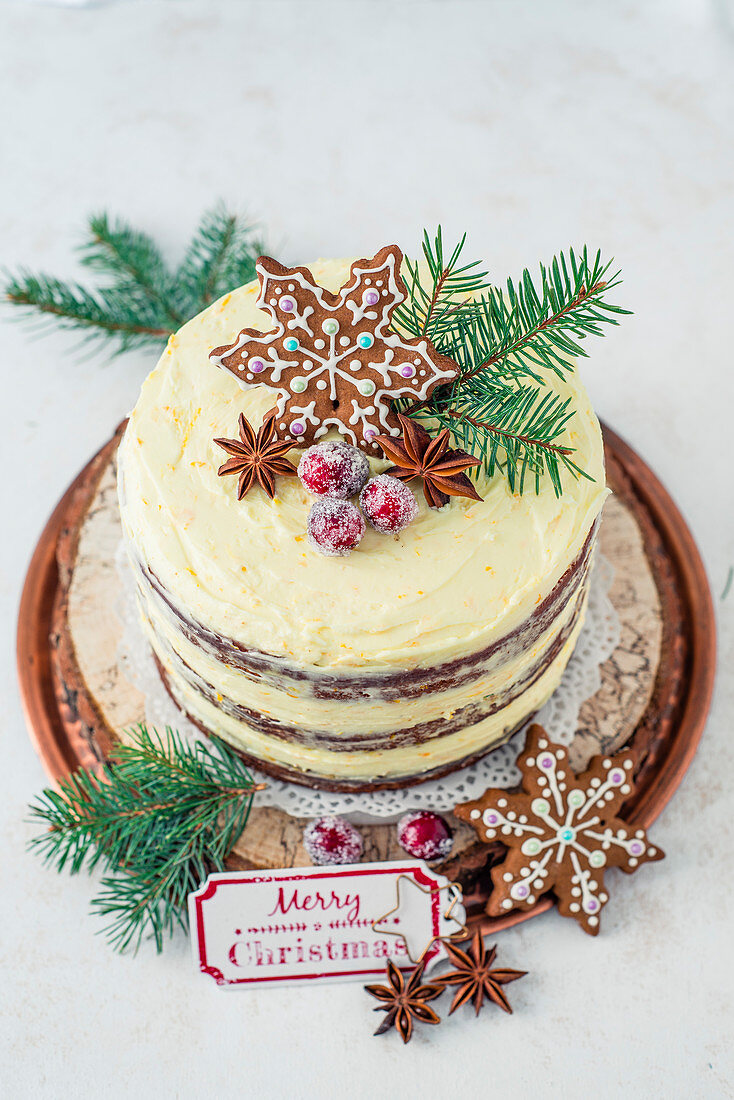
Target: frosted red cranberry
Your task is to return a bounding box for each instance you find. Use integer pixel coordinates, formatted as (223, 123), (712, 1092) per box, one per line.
(307, 498), (365, 556)
(397, 811), (453, 861)
(298, 441), (370, 499)
(360, 474), (418, 534)
(304, 815), (364, 865)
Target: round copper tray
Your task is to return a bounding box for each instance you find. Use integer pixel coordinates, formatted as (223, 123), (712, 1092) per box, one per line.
(17, 424), (716, 934)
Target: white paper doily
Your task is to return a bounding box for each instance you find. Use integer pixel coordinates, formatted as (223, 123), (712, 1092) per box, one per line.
(116, 545), (620, 821)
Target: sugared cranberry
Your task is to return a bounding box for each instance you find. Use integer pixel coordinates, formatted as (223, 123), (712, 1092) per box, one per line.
(397, 811), (454, 861)
(304, 815), (364, 865)
(360, 474), (418, 534)
(307, 498), (365, 556)
(298, 441), (370, 499)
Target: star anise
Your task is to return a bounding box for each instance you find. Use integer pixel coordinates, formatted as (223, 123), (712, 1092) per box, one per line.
(213, 410), (296, 500)
(365, 958), (443, 1043)
(435, 931), (526, 1016)
(375, 412), (483, 509)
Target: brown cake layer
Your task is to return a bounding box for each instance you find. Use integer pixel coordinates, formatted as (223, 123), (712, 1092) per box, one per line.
(134, 520), (597, 702)
(149, 584), (586, 753)
(156, 655), (539, 791)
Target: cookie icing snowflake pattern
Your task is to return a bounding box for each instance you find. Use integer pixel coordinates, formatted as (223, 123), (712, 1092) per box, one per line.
(208, 246), (459, 452)
(455, 725), (664, 935)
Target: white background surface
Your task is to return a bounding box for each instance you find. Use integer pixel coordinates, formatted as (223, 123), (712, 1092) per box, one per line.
(1, 2), (733, 1097)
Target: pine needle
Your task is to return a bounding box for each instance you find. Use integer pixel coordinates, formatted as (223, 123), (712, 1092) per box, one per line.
(394, 226), (490, 343)
(4, 271), (171, 355)
(82, 212), (183, 328)
(396, 230), (629, 495)
(28, 725), (263, 953)
(175, 203), (265, 316)
(3, 205), (264, 356)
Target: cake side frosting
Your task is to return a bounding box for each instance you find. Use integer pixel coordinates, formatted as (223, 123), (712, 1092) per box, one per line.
(118, 259), (607, 675)
(156, 609), (587, 786)
(137, 553), (586, 733)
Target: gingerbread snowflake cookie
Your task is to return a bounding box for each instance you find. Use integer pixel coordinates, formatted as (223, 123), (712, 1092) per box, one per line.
(455, 725), (664, 934)
(209, 246), (459, 453)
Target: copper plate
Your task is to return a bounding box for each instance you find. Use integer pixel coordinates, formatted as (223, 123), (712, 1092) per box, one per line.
(16, 424), (716, 934)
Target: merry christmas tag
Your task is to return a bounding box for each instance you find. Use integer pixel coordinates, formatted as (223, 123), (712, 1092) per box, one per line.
(189, 861), (465, 988)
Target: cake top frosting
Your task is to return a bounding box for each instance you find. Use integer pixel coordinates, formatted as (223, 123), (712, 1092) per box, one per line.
(118, 258), (607, 671)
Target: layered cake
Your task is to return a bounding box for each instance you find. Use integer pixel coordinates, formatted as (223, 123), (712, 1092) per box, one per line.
(117, 249), (607, 790)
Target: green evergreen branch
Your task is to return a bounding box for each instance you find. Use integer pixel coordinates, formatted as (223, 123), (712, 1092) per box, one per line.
(175, 204), (265, 316)
(82, 212), (183, 328)
(28, 724), (264, 953)
(398, 231), (629, 495)
(394, 226), (489, 346)
(457, 247), (628, 384)
(3, 205), (264, 357)
(419, 384), (588, 496)
(4, 272), (171, 355)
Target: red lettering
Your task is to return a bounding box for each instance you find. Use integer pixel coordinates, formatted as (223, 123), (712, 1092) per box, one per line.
(228, 941), (252, 967)
(266, 887), (360, 922)
(341, 940), (369, 960)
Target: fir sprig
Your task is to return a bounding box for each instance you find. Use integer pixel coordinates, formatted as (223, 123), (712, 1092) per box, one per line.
(81, 212), (183, 328)
(2, 272), (172, 354)
(28, 725), (263, 953)
(397, 230), (629, 494)
(423, 386), (586, 496)
(175, 205), (265, 317)
(4, 204), (263, 356)
(451, 246), (627, 382)
(394, 228), (489, 346)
